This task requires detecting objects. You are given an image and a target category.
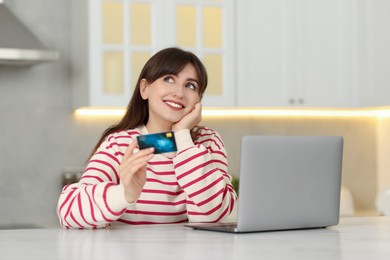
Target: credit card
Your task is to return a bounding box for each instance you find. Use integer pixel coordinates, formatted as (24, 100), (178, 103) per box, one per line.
(136, 131), (177, 154)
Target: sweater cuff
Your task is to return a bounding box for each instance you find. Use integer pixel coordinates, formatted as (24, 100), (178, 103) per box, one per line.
(174, 129), (194, 151)
(106, 184), (133, 212)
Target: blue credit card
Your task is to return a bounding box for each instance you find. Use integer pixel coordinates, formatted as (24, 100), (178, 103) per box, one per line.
(136, 131), (177, 154)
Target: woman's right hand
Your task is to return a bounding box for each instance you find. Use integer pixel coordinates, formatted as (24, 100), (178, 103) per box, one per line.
(172, 102), (202, 132)
(118, 140), (154, 203)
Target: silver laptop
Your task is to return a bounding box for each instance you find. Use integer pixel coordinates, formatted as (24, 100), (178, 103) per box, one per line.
(185, 135), (343, 233)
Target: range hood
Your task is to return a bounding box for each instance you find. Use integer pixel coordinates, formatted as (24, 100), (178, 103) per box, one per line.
(0, 1), (59, 66)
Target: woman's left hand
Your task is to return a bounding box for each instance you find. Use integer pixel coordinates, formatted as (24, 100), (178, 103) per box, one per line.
(173, 102), (202, 131)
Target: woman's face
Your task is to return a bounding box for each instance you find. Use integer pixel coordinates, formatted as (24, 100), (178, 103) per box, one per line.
(140, 63), (201, 131)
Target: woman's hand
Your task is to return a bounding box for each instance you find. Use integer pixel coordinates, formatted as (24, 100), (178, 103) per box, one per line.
(118, 140), (154, 203)
(173, 102), (202, 132)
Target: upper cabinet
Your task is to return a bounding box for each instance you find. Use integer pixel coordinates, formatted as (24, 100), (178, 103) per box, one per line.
(355, 0), (390, 107)
(237, 0), (356, 107)
(71, 0), (235, 108)
(72, 0), (390, 109)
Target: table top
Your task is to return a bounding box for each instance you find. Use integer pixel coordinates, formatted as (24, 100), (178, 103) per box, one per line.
(1, 216), (389, 260)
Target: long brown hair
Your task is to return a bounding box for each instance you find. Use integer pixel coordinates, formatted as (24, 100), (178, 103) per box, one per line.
(88, 47), (208, 159)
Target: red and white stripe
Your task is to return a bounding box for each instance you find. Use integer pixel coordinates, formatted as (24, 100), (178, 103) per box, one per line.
(57, 126), (237, 229)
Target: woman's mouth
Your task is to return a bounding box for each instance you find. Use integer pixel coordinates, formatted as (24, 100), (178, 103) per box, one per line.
(164, 100), (184, 109)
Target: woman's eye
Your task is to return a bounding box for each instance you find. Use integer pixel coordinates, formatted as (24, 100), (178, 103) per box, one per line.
(186, 83), (197, 91)
(163, 76), (174, 83)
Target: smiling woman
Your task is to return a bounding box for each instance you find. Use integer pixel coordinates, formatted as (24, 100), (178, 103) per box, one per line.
(57, 47), (237, 229)
(139, 63), (202, 132)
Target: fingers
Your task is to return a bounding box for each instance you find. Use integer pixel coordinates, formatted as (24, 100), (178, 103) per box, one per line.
(187, 102), (202, 126)
(193, 102), (202, 120)
(119, 138), (154, 203)
(194, 101), (202, 111)
(122, 139), (155, 160)
(173, 102), (203, 131)
(119, 144), (153, 193)
(122, 139), (137, 162)
(121, 139), (154, 170)
(127, 150), (153, 170)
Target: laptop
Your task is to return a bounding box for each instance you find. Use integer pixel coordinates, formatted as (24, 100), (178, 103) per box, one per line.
(185, 135), (343, 233)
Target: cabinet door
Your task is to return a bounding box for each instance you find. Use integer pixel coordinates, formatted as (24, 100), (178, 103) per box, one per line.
(161, 0), (236, 107)
(71, 0), (156, 108)
(91, 0), (156, 107)
(71, 0), (235, 109)
(237, 0), (353, 107)
(298, 0), (352, 107)
(237, 0), (290, 107)
(357, 0), (390, 107)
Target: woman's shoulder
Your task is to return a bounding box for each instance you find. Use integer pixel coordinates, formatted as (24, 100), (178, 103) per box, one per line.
(105, 126), (142, 143)
(193, 126), (217, 135)
(193, 126), (224, 143)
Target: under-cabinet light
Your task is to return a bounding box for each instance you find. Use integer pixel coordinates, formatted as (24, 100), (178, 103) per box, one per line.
(74, 107), (125, 117)
(74, 107), (390, 118)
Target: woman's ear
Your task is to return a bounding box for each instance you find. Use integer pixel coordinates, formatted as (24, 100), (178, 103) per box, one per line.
(140, 79), (149, 100)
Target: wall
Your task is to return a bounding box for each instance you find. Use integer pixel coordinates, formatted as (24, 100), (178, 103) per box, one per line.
(0, 0), (74, 228)
(203, 116), (377, 213)
(377, 117), (390, 194)
(0, 0), (381, 228)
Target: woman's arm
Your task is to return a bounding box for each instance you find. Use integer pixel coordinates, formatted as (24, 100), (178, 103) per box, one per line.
(57, 132), (137, 229)
(173, 128), (238, 223)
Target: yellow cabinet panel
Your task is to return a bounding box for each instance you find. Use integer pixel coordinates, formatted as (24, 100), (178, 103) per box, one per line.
(103, 52), (124, 94)
(130, 52), (151, 91)
(130, 3), (151, 45)
(203, 7), (222, 48)
(103, 2), (124, 44)
(203, 54), (222, 95)
(176, 6), (196, 47)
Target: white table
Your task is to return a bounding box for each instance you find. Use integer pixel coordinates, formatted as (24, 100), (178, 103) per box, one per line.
(1, 217), (389, 260)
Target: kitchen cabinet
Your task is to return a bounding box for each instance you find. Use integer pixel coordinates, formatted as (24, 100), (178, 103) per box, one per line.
(71, 0), (235, 109)
(71, 0), (390, 109)
(237, 0), (355, 107)
(356, 0), (390, 107)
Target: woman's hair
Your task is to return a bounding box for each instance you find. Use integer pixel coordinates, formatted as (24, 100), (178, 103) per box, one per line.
(88, 47), (208, 159)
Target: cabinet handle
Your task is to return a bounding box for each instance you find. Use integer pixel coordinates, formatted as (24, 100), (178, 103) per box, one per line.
(288, 98), (304, 105)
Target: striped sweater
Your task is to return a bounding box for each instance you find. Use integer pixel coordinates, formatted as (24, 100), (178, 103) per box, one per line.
(57, 125), (237, 229)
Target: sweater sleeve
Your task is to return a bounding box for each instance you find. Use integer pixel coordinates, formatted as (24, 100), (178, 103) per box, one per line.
(173, 128), (238, 223)
(57, 132), (134, 229)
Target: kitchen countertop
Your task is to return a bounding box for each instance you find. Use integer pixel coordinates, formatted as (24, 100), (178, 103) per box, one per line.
(1, 216), (389, 260)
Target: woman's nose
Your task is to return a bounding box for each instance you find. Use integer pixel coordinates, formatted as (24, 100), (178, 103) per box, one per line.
(172, 84), (184, 97)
